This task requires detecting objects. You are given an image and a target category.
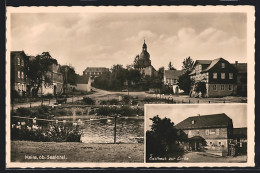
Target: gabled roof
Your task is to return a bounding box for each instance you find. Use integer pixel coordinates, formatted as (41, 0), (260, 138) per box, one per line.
(83, 67), (109, 73)
(233, 127), (247, 139)
(203, 58), (222, 72)
(175, 113), (233, 130)
(232, 63), (247, 74)
(195, 60), (212, 65)
(76, 75), (90, 84)
(164, 70), (184, 79)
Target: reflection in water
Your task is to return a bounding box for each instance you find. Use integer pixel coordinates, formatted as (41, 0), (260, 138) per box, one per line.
(55, 116), (144, 144)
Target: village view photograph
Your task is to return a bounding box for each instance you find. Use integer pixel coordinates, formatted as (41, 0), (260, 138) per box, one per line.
(145, 104), (248, 163)
(6, 6), (251, 165)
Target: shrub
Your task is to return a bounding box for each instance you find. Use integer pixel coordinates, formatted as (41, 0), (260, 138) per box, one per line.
(122, 95), (131, 104)
(109, 99), (119, 105)
(82, 97), (95, 105)
(16, 107), (32, 117)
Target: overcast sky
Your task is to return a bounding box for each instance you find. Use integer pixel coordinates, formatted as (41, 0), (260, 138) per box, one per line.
(11, 12), (247, 74)
(145, 104), (247, 131)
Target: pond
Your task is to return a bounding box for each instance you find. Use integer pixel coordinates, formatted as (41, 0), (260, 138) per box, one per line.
(55, 116), (144, 144)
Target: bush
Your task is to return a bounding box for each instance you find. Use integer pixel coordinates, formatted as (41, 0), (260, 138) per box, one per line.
(109, 99), (119, 105)
(82, 97), (95, 105)
(11, 124), (82, 142)
(11, 90), (21, 99)
(122, 95), (131, 104)
(16, 107), (32, 117)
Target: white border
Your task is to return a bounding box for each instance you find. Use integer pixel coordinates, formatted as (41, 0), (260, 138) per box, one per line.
(6, 6), (255, 168)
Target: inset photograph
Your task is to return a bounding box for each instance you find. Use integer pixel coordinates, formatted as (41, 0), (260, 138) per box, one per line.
(145, 104), (248, 163)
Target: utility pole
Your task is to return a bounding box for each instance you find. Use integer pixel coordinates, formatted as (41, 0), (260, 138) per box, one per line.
(114, 115), (117, 144)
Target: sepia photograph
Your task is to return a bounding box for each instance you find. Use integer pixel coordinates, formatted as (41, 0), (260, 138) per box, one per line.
(5, 6), (255, 168)
(145, 104), (248, 164)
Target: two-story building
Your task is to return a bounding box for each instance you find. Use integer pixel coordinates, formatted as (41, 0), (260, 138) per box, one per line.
(232, 61), (247, 96)
(175, 113), (233, 156)
(38, 63), (64, 96)
(189, 58), (238, 97)
(83, 67), (109, 82)
(164, 70), (184, 94)
(11, 51), (30, 96)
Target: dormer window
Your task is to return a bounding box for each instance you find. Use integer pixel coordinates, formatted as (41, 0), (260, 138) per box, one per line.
(192, 120), (195, 124)
(221, 63), (225, 68)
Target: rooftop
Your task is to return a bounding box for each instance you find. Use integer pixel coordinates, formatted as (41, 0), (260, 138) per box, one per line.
(175, 113), (233, 130)
(164, 70), (184, 79)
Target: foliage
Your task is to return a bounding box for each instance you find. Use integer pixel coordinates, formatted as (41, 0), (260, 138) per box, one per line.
(146, 115), (187, 162)
(82, 97), (95, 105)
(11, 124), (82, 142)
(11, 90), (21, 100)
(158, 66), (165, 81)
(168, 61), (176, 70)
(160, 85), (174, 94)
(178, 72), (193, 94)
(122, 95), (131, 104)
(60, 65), (78, 85)
(182, 56), (194, 73)
(25, 52), (58, 97)
(194, 82), (207, 97)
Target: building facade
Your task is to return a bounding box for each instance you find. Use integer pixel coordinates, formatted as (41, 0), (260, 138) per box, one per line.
(232, 62), (247, 96)
(38, 64), (64, 96)
(11, 51), (30, 96)
(189, 58), (239, 97)
(83, 67), (109, 81)
(164, 70), (184, 94)
(74, 75), (91, 92)
(175, 113), (233, 156)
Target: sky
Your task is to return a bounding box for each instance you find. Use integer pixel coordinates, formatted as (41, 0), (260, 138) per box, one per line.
(145, 104), (247, 131)
(11, 12), (247, 74)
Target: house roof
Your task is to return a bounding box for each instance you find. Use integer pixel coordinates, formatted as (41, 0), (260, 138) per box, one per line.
(164, 70), (184, 79)
(83, 67), (109, 73)
(76, 75), (90, 84)
(203, 58), (222, 72)
(195, 60), (212, 65)
(175, 113), (233, 130)
(232, 63), (247, 74)
(233, 127), (247, 139)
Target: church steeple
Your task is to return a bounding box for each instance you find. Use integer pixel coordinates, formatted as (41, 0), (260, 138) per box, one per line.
(142, 39), (147, 51)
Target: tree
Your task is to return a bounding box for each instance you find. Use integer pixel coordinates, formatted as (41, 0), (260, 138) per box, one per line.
(60, 65), (78, 85)
(158, 66), (165, 81)
(168, 61), (176, 70)
(182, 56), (194, 73)
(25, 52), (58, 97)
(146, 115), (187, 162)
(178, 73), (194, 94)
(194, 82), (207, 97)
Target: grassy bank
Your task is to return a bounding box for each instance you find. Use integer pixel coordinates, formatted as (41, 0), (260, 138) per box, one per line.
(11, 141), (144, 162)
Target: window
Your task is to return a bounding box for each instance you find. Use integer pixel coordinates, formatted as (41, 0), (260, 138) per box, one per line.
(17, 83), (20, 91)
(173, 79), (177, 84)
(229, 85), (233, 91)
(229, 73), (233, 79)
(221, 63), (225, 68)
(18, 71), (20, 78)
(213, 73), (217, 79)
(17, 57), (20, 65)
(219, 142), (222, 146)
(196, 130), (200, 135)
(221, 73), (225, 79)
(21, 84), (24, 91)
(192, 120), (195, 124)
(221, 85), (225, 91)
(206, 129), (209, 135)
(213, 85), (217, 91)
(21, 72), (24, 79)
(216, 129), (219, 135)
(21, 59), (24, 66)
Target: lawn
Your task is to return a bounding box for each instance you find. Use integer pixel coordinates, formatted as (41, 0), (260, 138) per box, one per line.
(11, 140), (144, 162)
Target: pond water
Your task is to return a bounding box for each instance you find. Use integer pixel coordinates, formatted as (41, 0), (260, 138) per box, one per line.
(55, 116), (144, 144)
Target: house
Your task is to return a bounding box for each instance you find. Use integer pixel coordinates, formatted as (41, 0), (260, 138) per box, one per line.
(11, 51), (30, 97)
(175, 113), (233, 156)
(74, 75), (91, 92)
(189, 58), (238, 97)
(232, 127), (247, 155)
(38, 63), (64, 96)
(83, 67), (109, 82)
(164, 70), (184, 94)
(232, 62), (247, 96)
